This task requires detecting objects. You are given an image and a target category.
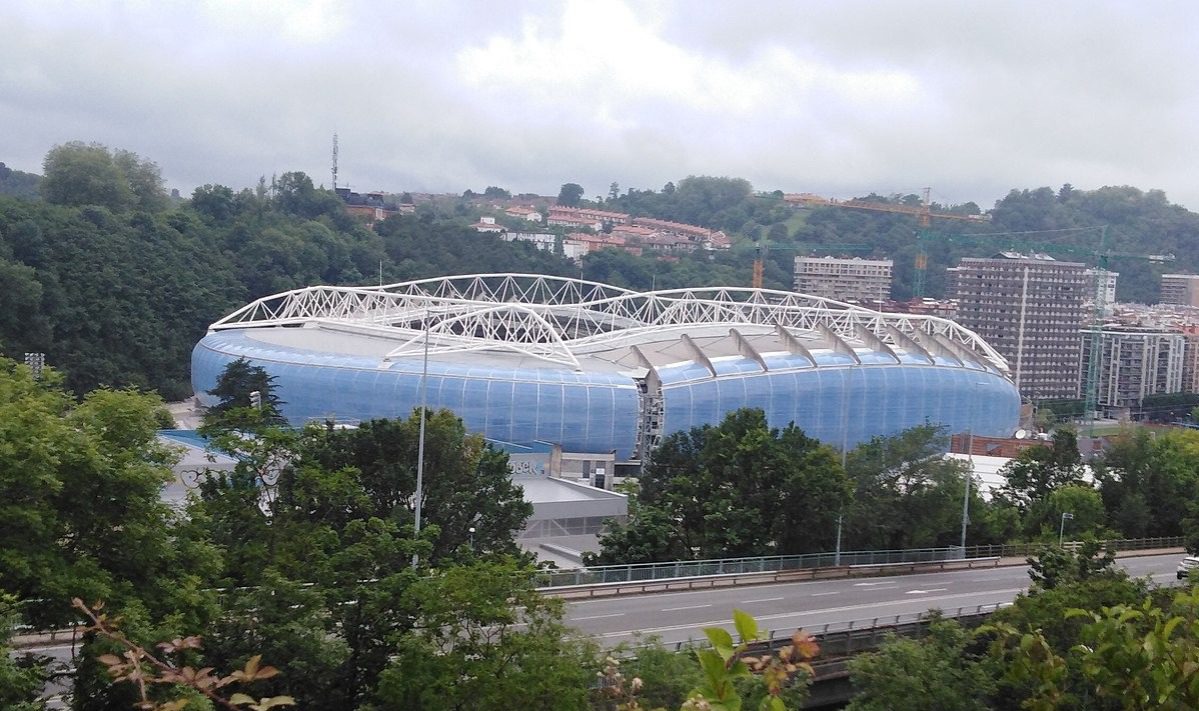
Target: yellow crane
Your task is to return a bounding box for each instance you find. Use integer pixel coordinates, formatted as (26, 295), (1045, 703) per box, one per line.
(752, 241), (870, 290)
(783, 189), (986, 295)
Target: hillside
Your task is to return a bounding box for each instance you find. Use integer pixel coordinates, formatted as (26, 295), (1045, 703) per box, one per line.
(4, 143), (1199, 397)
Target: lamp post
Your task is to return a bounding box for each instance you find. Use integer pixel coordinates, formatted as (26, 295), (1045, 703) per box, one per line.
(469, 526), (476, 550)
(960, 429), (973, 550)
(412, 302), (431, 569)
(835, 372), (851, 567)
(1059, 512), (1074, 547)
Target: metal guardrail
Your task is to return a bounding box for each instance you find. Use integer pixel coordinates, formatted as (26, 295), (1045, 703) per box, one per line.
(545, 557), (1000, 599)
(625, 602), (1011, 655)
(536, 536), (1186, 588)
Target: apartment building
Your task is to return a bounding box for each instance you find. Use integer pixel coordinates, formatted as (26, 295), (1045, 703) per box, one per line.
(950, 253), (1088, 400)
(1083, 268), (1118, 315)
(793, 256), (893, 304)
(1079, 326), (1185, 415)
(1161, 274), (1199, 307)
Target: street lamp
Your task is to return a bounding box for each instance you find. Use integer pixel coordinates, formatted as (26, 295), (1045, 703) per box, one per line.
(412, 302), (431, 569)
(468, 526), (476, 550)
(1059, 512), (1075, 547)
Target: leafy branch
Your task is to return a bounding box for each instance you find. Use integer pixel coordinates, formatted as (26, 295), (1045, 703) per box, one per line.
(73, 598), (295, 711)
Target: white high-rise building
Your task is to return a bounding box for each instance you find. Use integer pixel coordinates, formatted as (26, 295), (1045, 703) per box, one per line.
(1080, 326), (1185, 415)
(794, 256), (893, 304)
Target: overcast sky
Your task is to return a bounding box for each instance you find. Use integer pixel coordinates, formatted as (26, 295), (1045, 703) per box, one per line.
(4, 1), (1198, 209)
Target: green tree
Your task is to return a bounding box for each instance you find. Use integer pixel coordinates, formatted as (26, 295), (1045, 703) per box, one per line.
(40, 141), (134, 211)
(0, 592), (50, 711)
(997, 429), (1084, 511)
(985, 588), (1199, 710)
(1026, 539), (1119, 592)
(846, 618), (996, 711)
(370, 560), (597, 711)
(0, 161), (41, 199)
(202, 357), (286, 427)
(294, 412), (533, 563)
(0, 359), (204, 628)
(593, 409), (849, 562)
(1096, 428), (1199, 539)
(844, 425), (995, 550)
(202, 570), (351, 709)
(112, 149), (169, 212)
(557, 182), (585, 207)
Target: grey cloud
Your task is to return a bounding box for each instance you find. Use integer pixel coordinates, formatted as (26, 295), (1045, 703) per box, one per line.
(3, 0), (1199, 210)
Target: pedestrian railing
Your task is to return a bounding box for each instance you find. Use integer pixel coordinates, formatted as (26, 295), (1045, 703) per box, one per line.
(537, 536), (1185, 589)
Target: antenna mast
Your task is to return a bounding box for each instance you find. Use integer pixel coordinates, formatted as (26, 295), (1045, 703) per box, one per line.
(331, 132), (339, 190)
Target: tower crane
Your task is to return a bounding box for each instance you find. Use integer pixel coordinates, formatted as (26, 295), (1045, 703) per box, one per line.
(784, 189), (987, 296)
(751, 241), (870, 290)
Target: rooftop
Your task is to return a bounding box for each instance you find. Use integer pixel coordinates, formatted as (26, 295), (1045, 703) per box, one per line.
(208, 273), (1011, 375)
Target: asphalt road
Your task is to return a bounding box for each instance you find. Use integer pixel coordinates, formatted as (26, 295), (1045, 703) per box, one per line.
(564, 553), (1182, 648)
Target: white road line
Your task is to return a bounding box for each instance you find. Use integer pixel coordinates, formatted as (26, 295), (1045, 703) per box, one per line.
(564, 566), (1028, 605)
(811, 591), (839, 596)
(574, 612), (626, 621)
(742, 597), (784, 603)
(906, 588), (948, 595)
(662, 604), (713, 612)
(598, 587), (1027, 639)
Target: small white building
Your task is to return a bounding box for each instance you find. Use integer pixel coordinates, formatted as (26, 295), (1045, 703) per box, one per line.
(505, 206), (543, 222)
(503, 232), (557, 251)
(472, 216), (505, 233)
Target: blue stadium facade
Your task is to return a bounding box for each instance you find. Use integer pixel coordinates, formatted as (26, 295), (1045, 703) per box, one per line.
(193, 274), (1021, 460)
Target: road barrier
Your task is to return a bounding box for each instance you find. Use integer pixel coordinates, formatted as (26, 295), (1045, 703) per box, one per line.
(543, 557), (1000, 599)
(619, 602), (1012, 656)
(537, 536), (1185, 589)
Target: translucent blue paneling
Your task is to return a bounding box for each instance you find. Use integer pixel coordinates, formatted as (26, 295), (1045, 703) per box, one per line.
(761, 353), (814, 370)
(660, 365), (1019, 451)
(193, 331), (1020, 460)
(192, 332), (641, 459)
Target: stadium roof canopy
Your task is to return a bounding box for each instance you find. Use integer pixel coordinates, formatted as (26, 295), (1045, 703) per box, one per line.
(209, 273), (1010, 376)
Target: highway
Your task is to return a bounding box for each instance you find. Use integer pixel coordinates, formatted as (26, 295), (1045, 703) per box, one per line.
(563, 553), (1181, 648)
(15, 552), (1183, 706)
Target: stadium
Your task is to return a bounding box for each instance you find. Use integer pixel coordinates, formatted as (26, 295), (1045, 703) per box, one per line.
(192, 273), (1021, 463)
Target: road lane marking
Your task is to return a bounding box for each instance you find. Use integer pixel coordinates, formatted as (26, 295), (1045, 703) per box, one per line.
(811, 592), (839, 596)
(574, 613), (626, 621)
(742, 597), (784, 603)
(906, 588), (948, 595)
(563, 563), (1039, 605)
(597, 587), (1027, 639)
(662, 604), (713, 612)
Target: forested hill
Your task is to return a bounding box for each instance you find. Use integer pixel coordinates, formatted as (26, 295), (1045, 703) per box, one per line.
(4, 142), (1199, 398)
(604, 179), (1199, 304)
(0, 143), (578, 398)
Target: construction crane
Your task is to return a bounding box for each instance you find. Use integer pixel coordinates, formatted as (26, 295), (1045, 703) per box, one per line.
(751, 241), (870, 289)
(785, 189), (988, 296)
(784, 188), (987, 225)
(920, 226), (1173, 422)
